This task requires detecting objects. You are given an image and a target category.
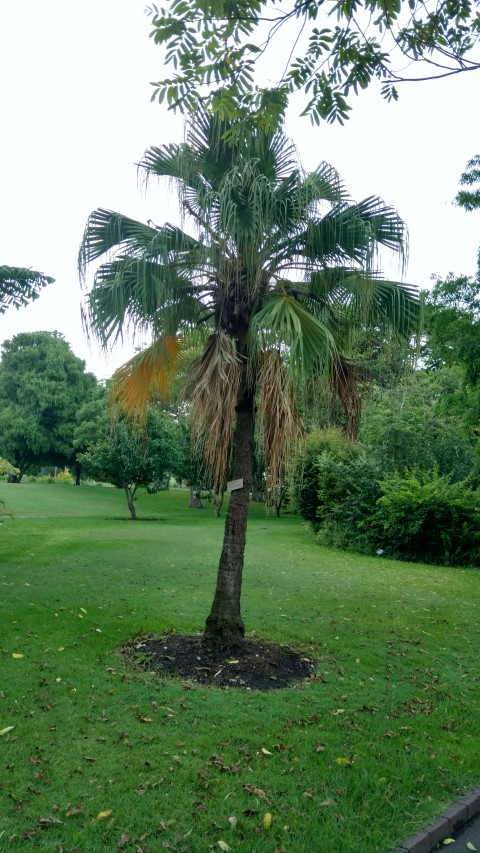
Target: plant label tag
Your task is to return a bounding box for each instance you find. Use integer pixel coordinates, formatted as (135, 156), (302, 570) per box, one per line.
(227, 478), (243, 492)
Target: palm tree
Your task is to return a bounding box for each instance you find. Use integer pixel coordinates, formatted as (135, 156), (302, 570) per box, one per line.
(0, 266), (54, 313)
(79, 111), (419, 646)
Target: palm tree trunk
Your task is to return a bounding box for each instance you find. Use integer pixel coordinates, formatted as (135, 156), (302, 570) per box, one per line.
(204, 394), (255, 647)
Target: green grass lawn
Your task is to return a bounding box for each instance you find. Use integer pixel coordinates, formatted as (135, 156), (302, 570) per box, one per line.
(1, 482), (479, 852)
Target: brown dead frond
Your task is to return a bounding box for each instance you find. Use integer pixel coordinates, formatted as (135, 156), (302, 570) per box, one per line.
(111, 335), (183, 421)
(184, 331), (241, 491)
(330, 355), (371, 441)
(258, 349), (304, 490)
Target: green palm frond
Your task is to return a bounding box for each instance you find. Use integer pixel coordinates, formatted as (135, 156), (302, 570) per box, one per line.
(279, 195), (407, 272)
(250, 293), (336, 377)
(82, 255), (206, 346)
(79, 209), (199, 275)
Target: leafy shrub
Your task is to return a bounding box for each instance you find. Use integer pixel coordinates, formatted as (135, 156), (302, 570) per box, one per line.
(55, 472), (74, 483)
(364, 470), (480, 566)
(315, 454), (383, 552)
(294, 429), (365, 523)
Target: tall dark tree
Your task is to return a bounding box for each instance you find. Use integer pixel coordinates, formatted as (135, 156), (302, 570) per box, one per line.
(79, 111), (419, 645)
(0, 332), (97, 479)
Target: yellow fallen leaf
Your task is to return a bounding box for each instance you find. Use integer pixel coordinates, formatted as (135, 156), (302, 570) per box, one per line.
(80, 608), (87, 614)
(442, 840), (455, 846)
(228, 816), (237, 829)
(355, 658), (360, 663)
(335, 757), (352, 766)
(0, 726), (14, 736)
(217, 842), (231, 852)
(263, 812), (272, 828)
(57, 647), (64, 652)
(96, 810), (112, 821)
(12, 653), (24, 659)
(227, 660), (239, 665)
(140, 716), (153, 723)
(261, 747), (273, 755)
(467, 843), (477, 852)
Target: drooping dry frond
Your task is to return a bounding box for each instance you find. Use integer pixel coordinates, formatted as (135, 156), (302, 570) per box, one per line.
(111, 335), (184, 420)
(330, 354), (370, 441)
(257, 349), (304, 490)
(184, 331), (241, 491)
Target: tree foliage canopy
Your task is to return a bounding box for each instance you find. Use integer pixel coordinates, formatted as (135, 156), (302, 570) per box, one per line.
(455, 154), (480, 212)
(80, 109), (419, 491)
(78, 404), (181, 518)
(148, 0), (480, 124)
(0, 332), (97, 476)
(0, 266), (54, 314)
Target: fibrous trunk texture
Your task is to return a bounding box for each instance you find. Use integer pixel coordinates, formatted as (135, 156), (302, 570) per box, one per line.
(204, 394), (255, 647)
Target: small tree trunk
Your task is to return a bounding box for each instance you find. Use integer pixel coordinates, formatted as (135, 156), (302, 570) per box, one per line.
(189, 486), (203, 509)
(212, 488), (225, 518)
(124, 485), (137, 520)
(204, 395), (255, 647)
(74, 464), (81, 486)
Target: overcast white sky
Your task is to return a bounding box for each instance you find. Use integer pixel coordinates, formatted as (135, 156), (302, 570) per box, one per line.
(1, 1), (479, 378)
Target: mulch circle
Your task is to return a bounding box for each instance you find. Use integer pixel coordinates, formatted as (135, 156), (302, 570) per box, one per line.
(123, 634), (317, 691)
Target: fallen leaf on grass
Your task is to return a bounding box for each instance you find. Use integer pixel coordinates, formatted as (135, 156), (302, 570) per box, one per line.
(80, 608), (87, 614)
(97, 810), (112, 821)
(263, 813), (272, 828)
(66, 802), (83, 817)
(442, 840), (455, 845)
(39, 816), (63, 826)
(243, 785), (271, 803)
(228, 816), (237, 829)
(117, 829), (129, 848)
(467, 844), (478, 852)
(0, 726), (14, 736)
(335, 757), (352, 766)
(320, 799), (336, 806)
(261, 748), (273, 755)
(139, 716), (153, 723)
(12, 653), (24, 659)
(217, 841), (231, 851)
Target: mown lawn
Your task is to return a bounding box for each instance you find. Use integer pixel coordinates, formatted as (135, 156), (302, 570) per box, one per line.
(1, 482), (479, 852)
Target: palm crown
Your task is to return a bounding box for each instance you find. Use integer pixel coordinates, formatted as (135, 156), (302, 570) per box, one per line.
(80, 111), (417, 484)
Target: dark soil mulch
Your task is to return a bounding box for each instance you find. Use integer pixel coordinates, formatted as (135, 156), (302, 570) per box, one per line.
(123, 634), (317, 691)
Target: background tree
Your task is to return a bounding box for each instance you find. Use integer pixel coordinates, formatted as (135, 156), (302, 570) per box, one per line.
(0, 266), (53, 313)
(78, 407), (181, 519)
(148, 0), (480, 125)
(455, 154), (480, 213)
(80, 110), (419, 645)
(0, 332), (97, 480)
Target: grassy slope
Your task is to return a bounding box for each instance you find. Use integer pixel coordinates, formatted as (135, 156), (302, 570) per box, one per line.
(0, 483), (479, 852)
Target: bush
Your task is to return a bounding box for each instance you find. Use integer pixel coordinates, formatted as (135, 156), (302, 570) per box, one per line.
(294, 429), (365, 523)
(364, 470), (480, 566)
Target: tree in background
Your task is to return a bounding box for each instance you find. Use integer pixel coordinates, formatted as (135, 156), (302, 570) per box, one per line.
(0, 266), (53, 314)
(455, 155), (480, 213)
(0, 332), (97, 480)
(148, 0), (480, 125)
(78, 406), (181, 519)
(79, 110), (418, 645)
